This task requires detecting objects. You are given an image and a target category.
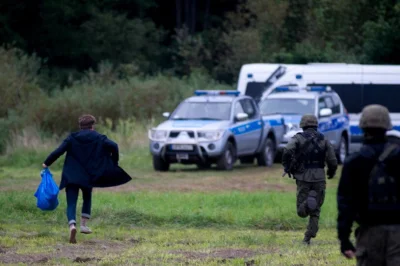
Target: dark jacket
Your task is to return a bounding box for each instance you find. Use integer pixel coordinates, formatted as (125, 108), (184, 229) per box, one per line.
(282, 128), (338, 182)
(44, 130), (132, 190)
(337, 137), (400, 252)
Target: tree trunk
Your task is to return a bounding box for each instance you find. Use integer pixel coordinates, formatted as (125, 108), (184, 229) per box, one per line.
(191, 0), (196, 34)
(204, 0), (210, 30)
(176, 0), (182, 29)
(184, 0), (190, 29)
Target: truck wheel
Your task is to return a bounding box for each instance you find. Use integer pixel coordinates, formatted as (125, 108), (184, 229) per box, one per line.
(216, 142), (235, 170)
(240, 156), (254, 164)
(336, 135), (348, 164)
(153, 155), (170, 171)
(257, 138), (275, 167)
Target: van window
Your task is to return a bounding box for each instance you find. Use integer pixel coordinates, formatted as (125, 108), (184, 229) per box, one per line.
(311, 84), (363, 113)
(330, 94), (342, 114)
(240, 99), (257, 119)
(363, 85), (400, 113)
(318, 98), (327, 109)
(234, 101), (245, 116)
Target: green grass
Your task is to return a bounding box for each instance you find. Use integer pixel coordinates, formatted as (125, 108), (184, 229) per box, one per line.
(0, 147), (355, 265)
(0, 190), (339, 230)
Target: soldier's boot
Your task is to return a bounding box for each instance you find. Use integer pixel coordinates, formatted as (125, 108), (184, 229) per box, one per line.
(307, 190), (318, 211)
(302, 235), (311, 245)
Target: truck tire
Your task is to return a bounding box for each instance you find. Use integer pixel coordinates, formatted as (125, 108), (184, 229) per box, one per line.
(336, 135), (348, 165)
(153, 155), (170, 171)
(216, 142), (235, 170)
(257, 138), (275, 167)
(240, 156), (254, 164)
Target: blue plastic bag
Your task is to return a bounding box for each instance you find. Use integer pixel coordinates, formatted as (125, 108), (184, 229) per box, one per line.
(34, 168), (59, 211)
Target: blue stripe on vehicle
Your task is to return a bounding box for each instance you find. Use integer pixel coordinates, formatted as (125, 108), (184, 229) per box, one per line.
(230, 120), (263, 135)
(318, 115), (349, 133)
(351, 125), (400, 136)
(265, 119), (284, 126)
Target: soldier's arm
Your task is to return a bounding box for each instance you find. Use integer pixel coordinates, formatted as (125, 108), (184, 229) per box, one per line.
(337, 159), (356, 254)
(282, 136), (298, 170)
(325, 140), (338, 177)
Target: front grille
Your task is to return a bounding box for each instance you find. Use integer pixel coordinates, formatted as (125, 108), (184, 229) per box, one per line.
(169, 131), (195, 138)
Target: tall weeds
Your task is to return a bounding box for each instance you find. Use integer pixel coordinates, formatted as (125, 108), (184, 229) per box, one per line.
(0, 47), (233, 154)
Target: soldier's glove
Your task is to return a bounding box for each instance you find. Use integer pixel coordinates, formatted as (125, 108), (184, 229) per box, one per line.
(283, 168), (292, 178)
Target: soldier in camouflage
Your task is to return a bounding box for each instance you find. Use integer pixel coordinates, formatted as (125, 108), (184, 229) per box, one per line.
(337, 104), (400, 265)
(282, 114), (338, 244)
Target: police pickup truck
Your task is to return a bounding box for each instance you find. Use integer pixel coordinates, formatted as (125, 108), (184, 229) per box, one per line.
(258, 85), (350, 164)
(148, 90), (285, 171)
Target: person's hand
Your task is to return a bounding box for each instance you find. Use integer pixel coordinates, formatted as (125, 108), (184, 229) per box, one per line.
(343, 250), (355, 259)
(340, 239), (356, 259)
(42, 163), (47, 168)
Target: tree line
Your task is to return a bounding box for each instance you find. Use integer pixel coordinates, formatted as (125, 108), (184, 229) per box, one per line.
(1, 0), (399, 88)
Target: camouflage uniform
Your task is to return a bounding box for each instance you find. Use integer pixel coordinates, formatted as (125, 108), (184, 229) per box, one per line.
(282, 114), (337, 244)
(337, 104), (400, 265)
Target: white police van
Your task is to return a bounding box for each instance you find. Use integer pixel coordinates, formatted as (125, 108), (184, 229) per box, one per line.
(237, 63), (400, 153)
(258, 84), (350, 164)
(148, 90), (285, 171)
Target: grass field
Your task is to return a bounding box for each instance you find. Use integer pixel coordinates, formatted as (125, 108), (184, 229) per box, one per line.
(0, 147), (355, 265)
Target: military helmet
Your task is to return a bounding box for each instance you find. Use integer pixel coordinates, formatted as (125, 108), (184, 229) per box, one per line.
(300, 114), (318, 128)
(359, 104), (392, 130)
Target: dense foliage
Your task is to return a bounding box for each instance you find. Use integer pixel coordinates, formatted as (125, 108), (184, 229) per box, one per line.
(1, 0), (399, 85)
(1, 0), (400, 152)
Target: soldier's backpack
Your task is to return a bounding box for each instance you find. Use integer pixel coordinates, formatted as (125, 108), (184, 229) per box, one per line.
(367, 143), (400, 212)
(289, 132), (325, 174)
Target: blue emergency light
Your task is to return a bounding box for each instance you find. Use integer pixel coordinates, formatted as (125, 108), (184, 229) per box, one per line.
(247, 73), (253, 78)
(194, 90), (240, 96)
(307, 86), (332, 92)
(274, 86), (300, 92)
(296, 74), (302, 79)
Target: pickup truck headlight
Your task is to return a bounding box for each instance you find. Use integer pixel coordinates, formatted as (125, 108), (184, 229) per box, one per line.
(149, 129), (168, 141)
(197, 130), (224, 141)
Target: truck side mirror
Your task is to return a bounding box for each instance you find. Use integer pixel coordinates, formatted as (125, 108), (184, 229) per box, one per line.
(235, 112), (249, 122)
(162, 112), (170, 118)
(319, 108), (332, 117)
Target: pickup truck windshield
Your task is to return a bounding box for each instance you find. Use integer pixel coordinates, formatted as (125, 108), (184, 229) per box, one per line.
(260, 98), (315, 115)
(172, 102), (231, 120)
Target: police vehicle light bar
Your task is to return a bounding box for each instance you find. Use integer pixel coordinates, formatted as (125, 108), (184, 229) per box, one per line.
(194, 90), (240, 96)
(306, 86), (332, 92)
(274, 86), (300, 92)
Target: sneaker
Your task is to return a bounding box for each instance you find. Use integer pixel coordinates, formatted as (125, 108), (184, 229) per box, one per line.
(80, 225), (92, 234)
(307, 190), (318, 211)
(69, 225), (77, 244)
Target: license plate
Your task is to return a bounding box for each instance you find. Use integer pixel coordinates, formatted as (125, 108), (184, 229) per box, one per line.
(176, 153), (189, 160)
(171, 144), (193, 151)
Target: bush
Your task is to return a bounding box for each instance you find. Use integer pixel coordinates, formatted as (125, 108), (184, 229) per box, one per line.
(18, 68), (233, 135)
(0, 45), (44, 118)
